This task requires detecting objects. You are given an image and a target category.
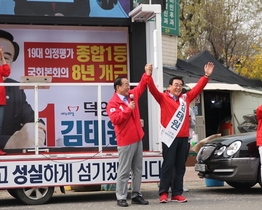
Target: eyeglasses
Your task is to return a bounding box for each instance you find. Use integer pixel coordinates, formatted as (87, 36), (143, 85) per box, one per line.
(172, 83), (183, 88)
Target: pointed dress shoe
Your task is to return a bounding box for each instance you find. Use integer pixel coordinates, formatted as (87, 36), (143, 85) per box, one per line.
(131, 196), (149, 205)
(117, 199), (128, 207)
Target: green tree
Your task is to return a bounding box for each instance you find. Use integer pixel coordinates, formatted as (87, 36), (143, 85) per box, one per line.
(235, 44), (262, 80)
(178, 0), (206, 59)
(178, 0), (262, 70)
(204, 0), (262, 69)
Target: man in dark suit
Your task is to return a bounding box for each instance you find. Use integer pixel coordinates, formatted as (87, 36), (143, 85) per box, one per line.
(13, 0), (90, 17)
(0, 29), (45, 152)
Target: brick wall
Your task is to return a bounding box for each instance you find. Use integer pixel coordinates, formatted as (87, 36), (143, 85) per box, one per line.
(162, 34), (178, 67)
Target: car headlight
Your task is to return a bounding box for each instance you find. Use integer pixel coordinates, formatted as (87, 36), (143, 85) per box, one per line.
(226, 140), (242, 156)
(214, 146), (226, 156)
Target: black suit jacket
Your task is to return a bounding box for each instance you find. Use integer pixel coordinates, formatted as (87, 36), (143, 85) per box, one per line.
(0, 78), (35, 149)
(14, 0), (90, 17)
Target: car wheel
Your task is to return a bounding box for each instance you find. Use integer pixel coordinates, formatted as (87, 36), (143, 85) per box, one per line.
(7, 189), (18, 198)
(226, 181), (256, 189)
(257, 165), (262, 188)
(15, 187), (54, 205)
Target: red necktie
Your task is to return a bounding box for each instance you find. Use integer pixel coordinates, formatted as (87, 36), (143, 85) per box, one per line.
(52, 3), (56, 11)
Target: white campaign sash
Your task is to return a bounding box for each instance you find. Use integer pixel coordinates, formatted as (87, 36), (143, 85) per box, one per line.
(160, 95), (187, 147)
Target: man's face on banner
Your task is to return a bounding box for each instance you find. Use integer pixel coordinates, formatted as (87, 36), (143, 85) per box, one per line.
(0, 37), (15, 68)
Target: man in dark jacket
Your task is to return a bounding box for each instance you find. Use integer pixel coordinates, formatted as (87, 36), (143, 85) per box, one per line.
(0, 29), (45, 152)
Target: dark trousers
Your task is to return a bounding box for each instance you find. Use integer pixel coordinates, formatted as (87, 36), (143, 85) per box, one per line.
(159, 137), (188, 196)
(171, 142), (190, 187)
(0, 106), (5, 135)
(185, 142), (190, 161)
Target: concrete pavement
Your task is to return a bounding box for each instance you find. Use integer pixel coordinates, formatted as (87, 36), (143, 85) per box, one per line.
(0, 166), (207, 200)
(140, 166), (207, 191)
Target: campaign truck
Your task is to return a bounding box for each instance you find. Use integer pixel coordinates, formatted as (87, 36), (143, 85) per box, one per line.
(0, 2), (165, 205)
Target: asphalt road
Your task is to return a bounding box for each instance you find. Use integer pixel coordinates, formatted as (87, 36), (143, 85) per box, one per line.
(1, 167), (262, 210)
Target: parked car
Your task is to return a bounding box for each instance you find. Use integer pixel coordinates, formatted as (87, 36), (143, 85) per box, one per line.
(195, 132), (261, 189)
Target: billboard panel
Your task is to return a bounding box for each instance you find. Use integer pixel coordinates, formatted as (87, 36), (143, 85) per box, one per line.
(0, 25), (129, 151)
(0, 0), (131, 18)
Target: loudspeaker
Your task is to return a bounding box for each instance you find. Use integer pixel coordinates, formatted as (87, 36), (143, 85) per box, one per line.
(141, 0), (166, 11)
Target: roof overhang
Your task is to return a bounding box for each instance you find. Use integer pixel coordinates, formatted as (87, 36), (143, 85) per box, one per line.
(186, 83), (262, 95)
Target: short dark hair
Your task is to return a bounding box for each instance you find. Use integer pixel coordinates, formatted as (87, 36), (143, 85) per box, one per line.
(169, 76), (184, 86)
(0, 29), (20, 62)
(113, 76), (126, 91)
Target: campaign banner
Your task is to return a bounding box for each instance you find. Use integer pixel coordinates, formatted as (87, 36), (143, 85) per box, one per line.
(0, 26), (129, 150)
(24, 42), (127, 82)
(0, 156), (162, 187)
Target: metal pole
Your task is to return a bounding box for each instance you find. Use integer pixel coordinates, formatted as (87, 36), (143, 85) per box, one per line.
(144, 5), (162, 151)
(34, 85), (39, 155)
(155, 9), (163, 152)
(97, 85), (102, 154)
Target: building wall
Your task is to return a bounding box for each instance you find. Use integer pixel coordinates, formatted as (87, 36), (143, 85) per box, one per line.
(231, 91), (261, 134)
(162, 34), (178, 66)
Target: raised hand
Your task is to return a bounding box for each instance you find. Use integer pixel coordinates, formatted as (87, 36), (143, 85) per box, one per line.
(145, 63), (153, 76)
(204, 62), (214, 76)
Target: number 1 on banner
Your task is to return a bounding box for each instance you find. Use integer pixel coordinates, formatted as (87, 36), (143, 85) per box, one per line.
(39, 104), (55, 146)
